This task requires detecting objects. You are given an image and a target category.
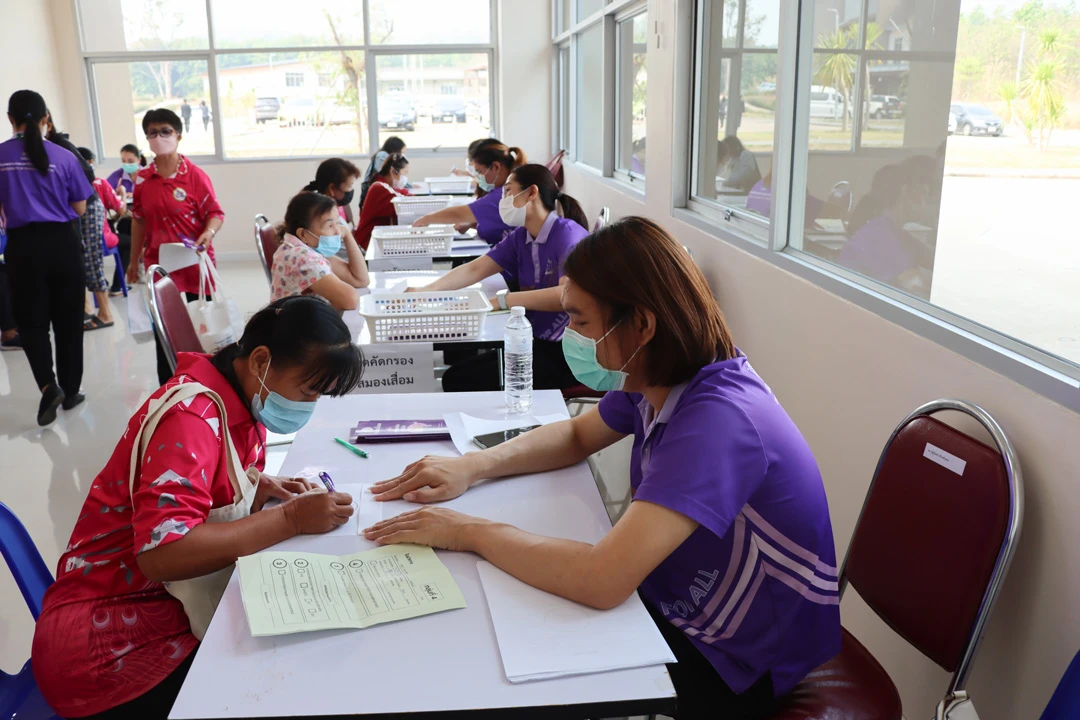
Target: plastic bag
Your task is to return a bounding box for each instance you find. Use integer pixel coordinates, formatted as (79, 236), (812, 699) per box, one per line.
(128, 288), (154, 343)
(187, 252), (244, 352)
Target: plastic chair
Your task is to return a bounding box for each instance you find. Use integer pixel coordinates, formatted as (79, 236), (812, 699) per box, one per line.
(592, 207), (610, 233)
(0, 502), (59, 720)
(544, 149), (567, 189)
(254, 214), (279, 286)
(146, 265), (202, 374)
(771, 399), (1023, 720)
(104, 236), (128, 298)
(1041, 649), (1080, 720)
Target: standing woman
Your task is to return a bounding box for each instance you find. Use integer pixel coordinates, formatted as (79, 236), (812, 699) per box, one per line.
(0, 90), (94, 425)
(354, 153), (411, 251)
(358, 136), (406, 209)
(303, 157), (360, 227)
(407, 164), (588, 392)
(412, 139), (525, 248)
(73, 146), (115, 330)
(106, 144), (146, 295)
(126, 108), (225, 386)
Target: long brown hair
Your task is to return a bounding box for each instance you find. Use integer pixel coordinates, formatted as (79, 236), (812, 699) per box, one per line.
(508, 164), (588, 230)
(470, 139), (526, 172)
(563, 216), (735, 387)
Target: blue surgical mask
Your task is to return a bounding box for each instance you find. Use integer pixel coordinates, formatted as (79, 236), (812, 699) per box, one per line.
(561, 325), (642, 392)
(314, 233), (342, 257)
(250, 360), (317, 434)
(121, 162), (140, 175)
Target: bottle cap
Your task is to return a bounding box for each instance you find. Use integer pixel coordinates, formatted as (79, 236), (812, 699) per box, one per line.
(510, 306), (526, 317)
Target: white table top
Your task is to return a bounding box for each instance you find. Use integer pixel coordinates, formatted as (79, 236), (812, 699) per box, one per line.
(170, 392), (675, 719)
(347, 272), (509, 348)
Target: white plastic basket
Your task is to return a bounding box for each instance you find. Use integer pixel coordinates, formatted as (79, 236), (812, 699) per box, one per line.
(424, 176), (474, 194)
(371, 225), (455, 257)
(392, 195), (453, 226)
(358, 289), (492, 343)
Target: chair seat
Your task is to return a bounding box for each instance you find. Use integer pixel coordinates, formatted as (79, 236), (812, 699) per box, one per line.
(0, 661), (59, 720)
(770, 628), (902, 720)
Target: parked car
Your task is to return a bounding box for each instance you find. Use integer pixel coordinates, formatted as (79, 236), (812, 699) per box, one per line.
(278, 97), (321, 126)
(432, 96), (467, 124)
(950, 102), (1002, 136)
(948, 111), (957, 134)
(757, 81), (776, 93)
(254, 96), (280, 124)
(379, 94), (417, 131)
(809, 85), (844, 119)
(868, 94), (903, 119)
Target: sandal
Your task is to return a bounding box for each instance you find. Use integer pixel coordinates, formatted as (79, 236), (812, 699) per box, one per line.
(83, 315), (115, 331)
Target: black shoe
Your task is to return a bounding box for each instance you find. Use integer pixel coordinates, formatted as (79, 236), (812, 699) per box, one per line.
(37, 385), (65, 426)
(62, 392), (86, 410)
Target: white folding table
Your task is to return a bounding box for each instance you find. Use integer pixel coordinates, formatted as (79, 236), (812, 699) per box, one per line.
(169, 391), (677, 720)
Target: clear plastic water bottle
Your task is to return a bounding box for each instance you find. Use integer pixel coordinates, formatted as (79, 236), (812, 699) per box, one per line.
(504, 306), (533, 413)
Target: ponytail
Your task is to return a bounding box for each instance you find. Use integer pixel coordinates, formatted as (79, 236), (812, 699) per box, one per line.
(509, 163), (589, 231)
(506, 146), (527, 169)
(470, 139), (527, 174)
(8, 90), (50, 175)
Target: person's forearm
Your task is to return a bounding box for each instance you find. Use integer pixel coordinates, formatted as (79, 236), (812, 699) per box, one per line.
(423, 260), (488, 291)
(417, 206), (473, 226)
(204, 216), (224, 236)
(465, 523), (621, 609)
(342, 230), (369, 286)
(504, 286), (563, 312)
(130, 218), (146, 261)
(137, 504), (296, 582)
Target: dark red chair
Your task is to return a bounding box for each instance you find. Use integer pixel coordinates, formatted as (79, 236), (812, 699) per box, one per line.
(771, 399), (1023, 719)
(146, 265), (202, 374)
(254, 213), (279, 286)
(545, 149), (567, 189)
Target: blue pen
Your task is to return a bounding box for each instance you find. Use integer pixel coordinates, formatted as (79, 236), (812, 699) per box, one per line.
(318, 472), (336, 492)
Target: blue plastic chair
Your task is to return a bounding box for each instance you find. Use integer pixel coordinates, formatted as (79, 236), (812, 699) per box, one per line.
(1041, 649), (1080, 720)
(104, 238), (128, 297)
(0, 502), (59, 720)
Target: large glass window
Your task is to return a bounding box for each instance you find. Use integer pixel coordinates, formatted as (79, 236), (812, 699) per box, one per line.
(616, 11), (648, 180)
(578, 0), (607, 23)
(575, 23), (605, 169)
(76, 0), (496, 161)
(558, 45), (571, 152)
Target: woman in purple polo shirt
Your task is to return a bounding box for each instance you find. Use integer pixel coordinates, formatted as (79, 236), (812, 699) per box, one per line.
(0, 90), (94, 425)
(368, 216), (842, 718)
(412, 139), (524, 249)
(104, 143), (146, 294)
(406, 164), (589, 392)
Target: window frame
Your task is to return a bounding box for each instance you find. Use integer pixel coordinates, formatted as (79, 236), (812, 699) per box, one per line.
(666, 0), (1080, 409)
(613, 4), (648, 186)
(75, 0), (499, 163)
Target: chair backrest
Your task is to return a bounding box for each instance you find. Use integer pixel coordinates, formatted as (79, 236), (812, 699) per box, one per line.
(147, 265), (202, 373)
(841, 399), (1022, 694)
(0, 503), (54, 620)
(545, 149), (567, 189)
(254, 214), (279, 285)
(592, 206), (610, 233)
(1041, 649), (1080, 720)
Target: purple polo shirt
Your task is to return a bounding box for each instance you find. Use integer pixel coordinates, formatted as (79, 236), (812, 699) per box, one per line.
(486, 212), (587, 341)
(598, 353), (841, 696)
(0, 137), (94, 228)
(106, 167), (136, 195)
(838, 214), (913, 283)
(469, 186), (513, 247)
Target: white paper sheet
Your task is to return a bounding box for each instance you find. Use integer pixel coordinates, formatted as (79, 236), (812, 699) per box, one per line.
(476, 562), (676, 683)
(339, 482), (418, 535)
(442, 412), (567, 456)
(158, 242), (200, 272)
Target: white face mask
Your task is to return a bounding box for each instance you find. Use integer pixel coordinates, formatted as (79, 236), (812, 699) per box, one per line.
(498, 190), (527, 227)
(393, 174), (408, 190)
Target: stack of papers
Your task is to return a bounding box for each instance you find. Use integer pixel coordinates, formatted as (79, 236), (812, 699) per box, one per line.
(476, 562), (676, 683)
(237, 546), (465, 637)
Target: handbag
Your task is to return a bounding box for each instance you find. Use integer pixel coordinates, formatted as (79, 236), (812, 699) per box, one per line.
(187, 252), (245, 353)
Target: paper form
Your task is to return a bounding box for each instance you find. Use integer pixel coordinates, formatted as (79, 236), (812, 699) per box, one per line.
(237, 546), (466, 637)
(476, 561), (676, 683)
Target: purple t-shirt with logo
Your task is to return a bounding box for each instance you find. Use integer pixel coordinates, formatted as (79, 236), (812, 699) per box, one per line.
(598, 353), (841, 696)
(469, 186), (513, 247)
(0, 137), (94, 228)
(486, 212), (587, 341)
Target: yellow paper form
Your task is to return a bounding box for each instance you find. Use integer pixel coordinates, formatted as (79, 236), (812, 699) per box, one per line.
(236, 546), (466, 637)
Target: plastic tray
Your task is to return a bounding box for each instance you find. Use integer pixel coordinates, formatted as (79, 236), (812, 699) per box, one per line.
(424, 176), (474, 194)
(357, 289), (492, 343)
(371, 225), (456, 257)
(392, 195), (453, 226)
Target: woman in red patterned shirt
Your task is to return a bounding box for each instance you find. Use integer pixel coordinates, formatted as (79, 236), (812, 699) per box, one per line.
(32, 296), (363, 719)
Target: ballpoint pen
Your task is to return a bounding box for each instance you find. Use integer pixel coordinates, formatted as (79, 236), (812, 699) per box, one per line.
(334, 436), (370, 459)
(318, 471), (336, 492)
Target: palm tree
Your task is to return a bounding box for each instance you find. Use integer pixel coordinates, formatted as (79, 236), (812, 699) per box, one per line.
(997, 81), (1022, 127)
(1023, 59), (1065, 150)
(814, 29), (856, 131)
(859, 22), (885, 126)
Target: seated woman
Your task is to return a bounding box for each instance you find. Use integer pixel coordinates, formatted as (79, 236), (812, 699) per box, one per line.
(717, 135), (762, 194)
(359, 135), (407, 208)
(407, 164), (589, 392)
(272, 192), (370, 311)
(355, 152), (411, 252)
(837, 155), (937, 300)
(303, 158), (361, 227)
(366, 217), (841, 718)
(32, 296), (362, 720)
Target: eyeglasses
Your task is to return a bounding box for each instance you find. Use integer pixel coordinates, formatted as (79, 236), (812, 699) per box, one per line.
(145, 128), (176, 139)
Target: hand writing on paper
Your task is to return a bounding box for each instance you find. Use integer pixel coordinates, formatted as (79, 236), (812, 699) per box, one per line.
(369, 455), (478, 503)
(251, 473), (320, 513)
(283, 489), (355, 534)
(363, 507), (490, 551)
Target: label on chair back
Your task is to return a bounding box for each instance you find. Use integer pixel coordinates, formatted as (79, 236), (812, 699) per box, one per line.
(924, 443), (967, 476)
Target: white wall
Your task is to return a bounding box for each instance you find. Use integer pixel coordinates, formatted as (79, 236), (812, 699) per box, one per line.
(0, 2), (70, 126)
(560, 2), (1077, 719)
